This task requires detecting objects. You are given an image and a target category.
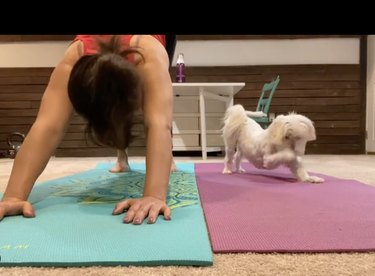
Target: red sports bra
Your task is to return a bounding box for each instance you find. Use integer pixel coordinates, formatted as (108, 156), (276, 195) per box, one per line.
(74, 35), (166, 56)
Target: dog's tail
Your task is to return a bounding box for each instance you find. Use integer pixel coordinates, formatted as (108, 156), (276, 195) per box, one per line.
(222, 104), (250, 142)
(244, 110), (267, 118)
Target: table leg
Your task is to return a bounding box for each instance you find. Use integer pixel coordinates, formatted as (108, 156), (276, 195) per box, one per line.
(227, 96), (234, 108)
(226, 89), (234, 108)
(199, 88), (207, 160)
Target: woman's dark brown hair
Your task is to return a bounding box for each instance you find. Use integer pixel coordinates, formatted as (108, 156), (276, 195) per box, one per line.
(68, 36), (143, 150)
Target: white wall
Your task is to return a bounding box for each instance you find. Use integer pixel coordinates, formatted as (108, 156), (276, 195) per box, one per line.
(0, 38), (360, 67)
(0, 41), (70, 67)
(173, 38), (359, 66)
(367, 36), (375, 152)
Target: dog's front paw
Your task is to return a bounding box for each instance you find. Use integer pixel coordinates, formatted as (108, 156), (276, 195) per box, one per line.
(304, 175), (324, 184)
(263, 155), (274, 169)
(237, 167), (246, 173)
(222, 167), (232, 174)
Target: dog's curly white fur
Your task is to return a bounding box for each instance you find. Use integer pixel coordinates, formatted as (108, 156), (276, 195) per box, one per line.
(222, 104), (324, 183)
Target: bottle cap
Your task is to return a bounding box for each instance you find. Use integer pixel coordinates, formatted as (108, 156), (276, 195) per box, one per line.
(176, 53), (185, 64)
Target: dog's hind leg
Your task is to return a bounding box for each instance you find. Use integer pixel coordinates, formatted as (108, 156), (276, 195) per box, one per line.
(234, 150), (246, 173)
(223, 145), (236, 174)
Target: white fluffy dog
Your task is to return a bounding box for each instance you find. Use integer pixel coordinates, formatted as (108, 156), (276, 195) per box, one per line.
(222, 104), (324, 183)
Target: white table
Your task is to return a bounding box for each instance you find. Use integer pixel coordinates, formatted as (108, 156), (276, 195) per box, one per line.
(172, 82), (245, 159)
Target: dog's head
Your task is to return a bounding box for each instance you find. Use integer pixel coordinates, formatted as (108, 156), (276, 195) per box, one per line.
(267, 113), (316, 155)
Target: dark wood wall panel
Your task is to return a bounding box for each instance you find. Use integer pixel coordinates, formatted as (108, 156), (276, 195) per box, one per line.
(0, 64), (364, 156)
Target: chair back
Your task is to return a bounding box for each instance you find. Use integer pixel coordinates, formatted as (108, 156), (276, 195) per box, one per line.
(256, 75), (280, 114)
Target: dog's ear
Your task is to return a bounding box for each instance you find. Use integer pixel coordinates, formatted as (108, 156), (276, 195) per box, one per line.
(301, 118), (316, 141)
(307, 121), (316, 141)
(267, 115), (287, 146)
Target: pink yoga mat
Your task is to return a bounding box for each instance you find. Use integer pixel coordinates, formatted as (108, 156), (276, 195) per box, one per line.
(195, 162), (375, 253)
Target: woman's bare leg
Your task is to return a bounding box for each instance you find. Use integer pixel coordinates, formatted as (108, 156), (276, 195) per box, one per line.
(109, 149), (130, 173)
(170, 156), (177, 172)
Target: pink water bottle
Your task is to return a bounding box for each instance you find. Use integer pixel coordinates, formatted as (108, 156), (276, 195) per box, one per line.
(176, 53), (186, 83)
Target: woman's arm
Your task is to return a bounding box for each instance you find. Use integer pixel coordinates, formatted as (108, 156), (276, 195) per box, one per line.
(142, 64), (173, 201)
(112, 37), (174, 224)
(0, 43), (80, 220)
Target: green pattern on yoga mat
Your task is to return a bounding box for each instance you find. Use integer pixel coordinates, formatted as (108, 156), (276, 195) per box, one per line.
(51, 167), (198, 209)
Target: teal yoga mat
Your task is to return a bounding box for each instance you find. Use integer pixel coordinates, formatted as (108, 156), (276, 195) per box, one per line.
(0, 163), (213, 267)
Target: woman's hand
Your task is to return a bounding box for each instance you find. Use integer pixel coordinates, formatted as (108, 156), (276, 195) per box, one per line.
(0, 197), (35, 221)
(112, 196), (171, 225)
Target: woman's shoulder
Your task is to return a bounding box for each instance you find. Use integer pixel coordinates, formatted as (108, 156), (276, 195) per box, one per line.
(132, 35), (169, 68)
(59, 40), (83, 67)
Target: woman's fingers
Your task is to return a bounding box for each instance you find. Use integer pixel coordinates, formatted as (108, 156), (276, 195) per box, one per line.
(0, 206), (5, 221)
(114, 197), (172, 225)
(132, 206), (151, 225)
(22, 202), (35, 218)
(0, 201), (36, 221)
(160, 205), (172, 221)
(112, 199), (133, 215)
(147, 205), (161, 224)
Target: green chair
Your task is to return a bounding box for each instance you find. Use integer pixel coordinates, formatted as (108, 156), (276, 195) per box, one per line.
(249, 75), (280, 129)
